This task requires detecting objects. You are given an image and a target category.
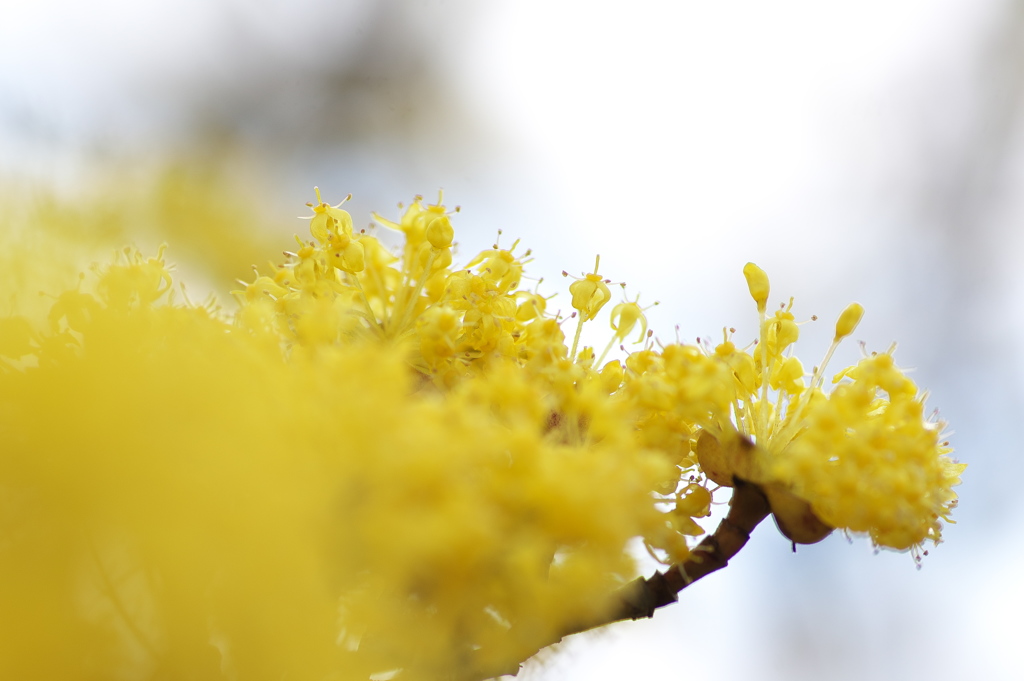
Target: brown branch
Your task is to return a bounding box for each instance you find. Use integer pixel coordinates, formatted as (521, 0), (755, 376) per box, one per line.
(606, 477), (770, 621)
(463, 479), (771, 680)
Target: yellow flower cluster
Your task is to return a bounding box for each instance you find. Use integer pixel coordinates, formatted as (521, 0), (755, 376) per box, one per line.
(693, 263), (965, 554)
(0, 190), (964, 680)
(231, 190), (964, 556)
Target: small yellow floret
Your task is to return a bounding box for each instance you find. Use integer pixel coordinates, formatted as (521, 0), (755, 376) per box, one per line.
(568, 258), (612, 322)
(306, 187), (354, 242)
(609, 300), (647, 343)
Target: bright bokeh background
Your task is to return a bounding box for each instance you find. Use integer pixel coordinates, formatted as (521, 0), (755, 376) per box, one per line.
(2, 1), (1019, 679)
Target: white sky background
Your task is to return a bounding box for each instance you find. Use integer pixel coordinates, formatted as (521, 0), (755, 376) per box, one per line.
(2, 1), (1022, 679)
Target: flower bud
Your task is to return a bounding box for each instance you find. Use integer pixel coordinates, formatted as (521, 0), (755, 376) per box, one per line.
(743, 262), (770, 312)
(426, 215), (454, 249)
(834, 302), (864, 341)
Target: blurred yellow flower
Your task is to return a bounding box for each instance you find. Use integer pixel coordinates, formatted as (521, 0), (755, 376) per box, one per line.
(0, 188), (964, 680)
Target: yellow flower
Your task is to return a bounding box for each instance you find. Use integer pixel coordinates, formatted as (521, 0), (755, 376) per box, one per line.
(609, 294), (656, 345)
(698, 265), (964, 555)
(303, 186), (353, 242)
(0, 187), (965, 680)
(776, 351), (963, 551)
(564, 255), (613, 361)
(567, 256), (612, 322)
